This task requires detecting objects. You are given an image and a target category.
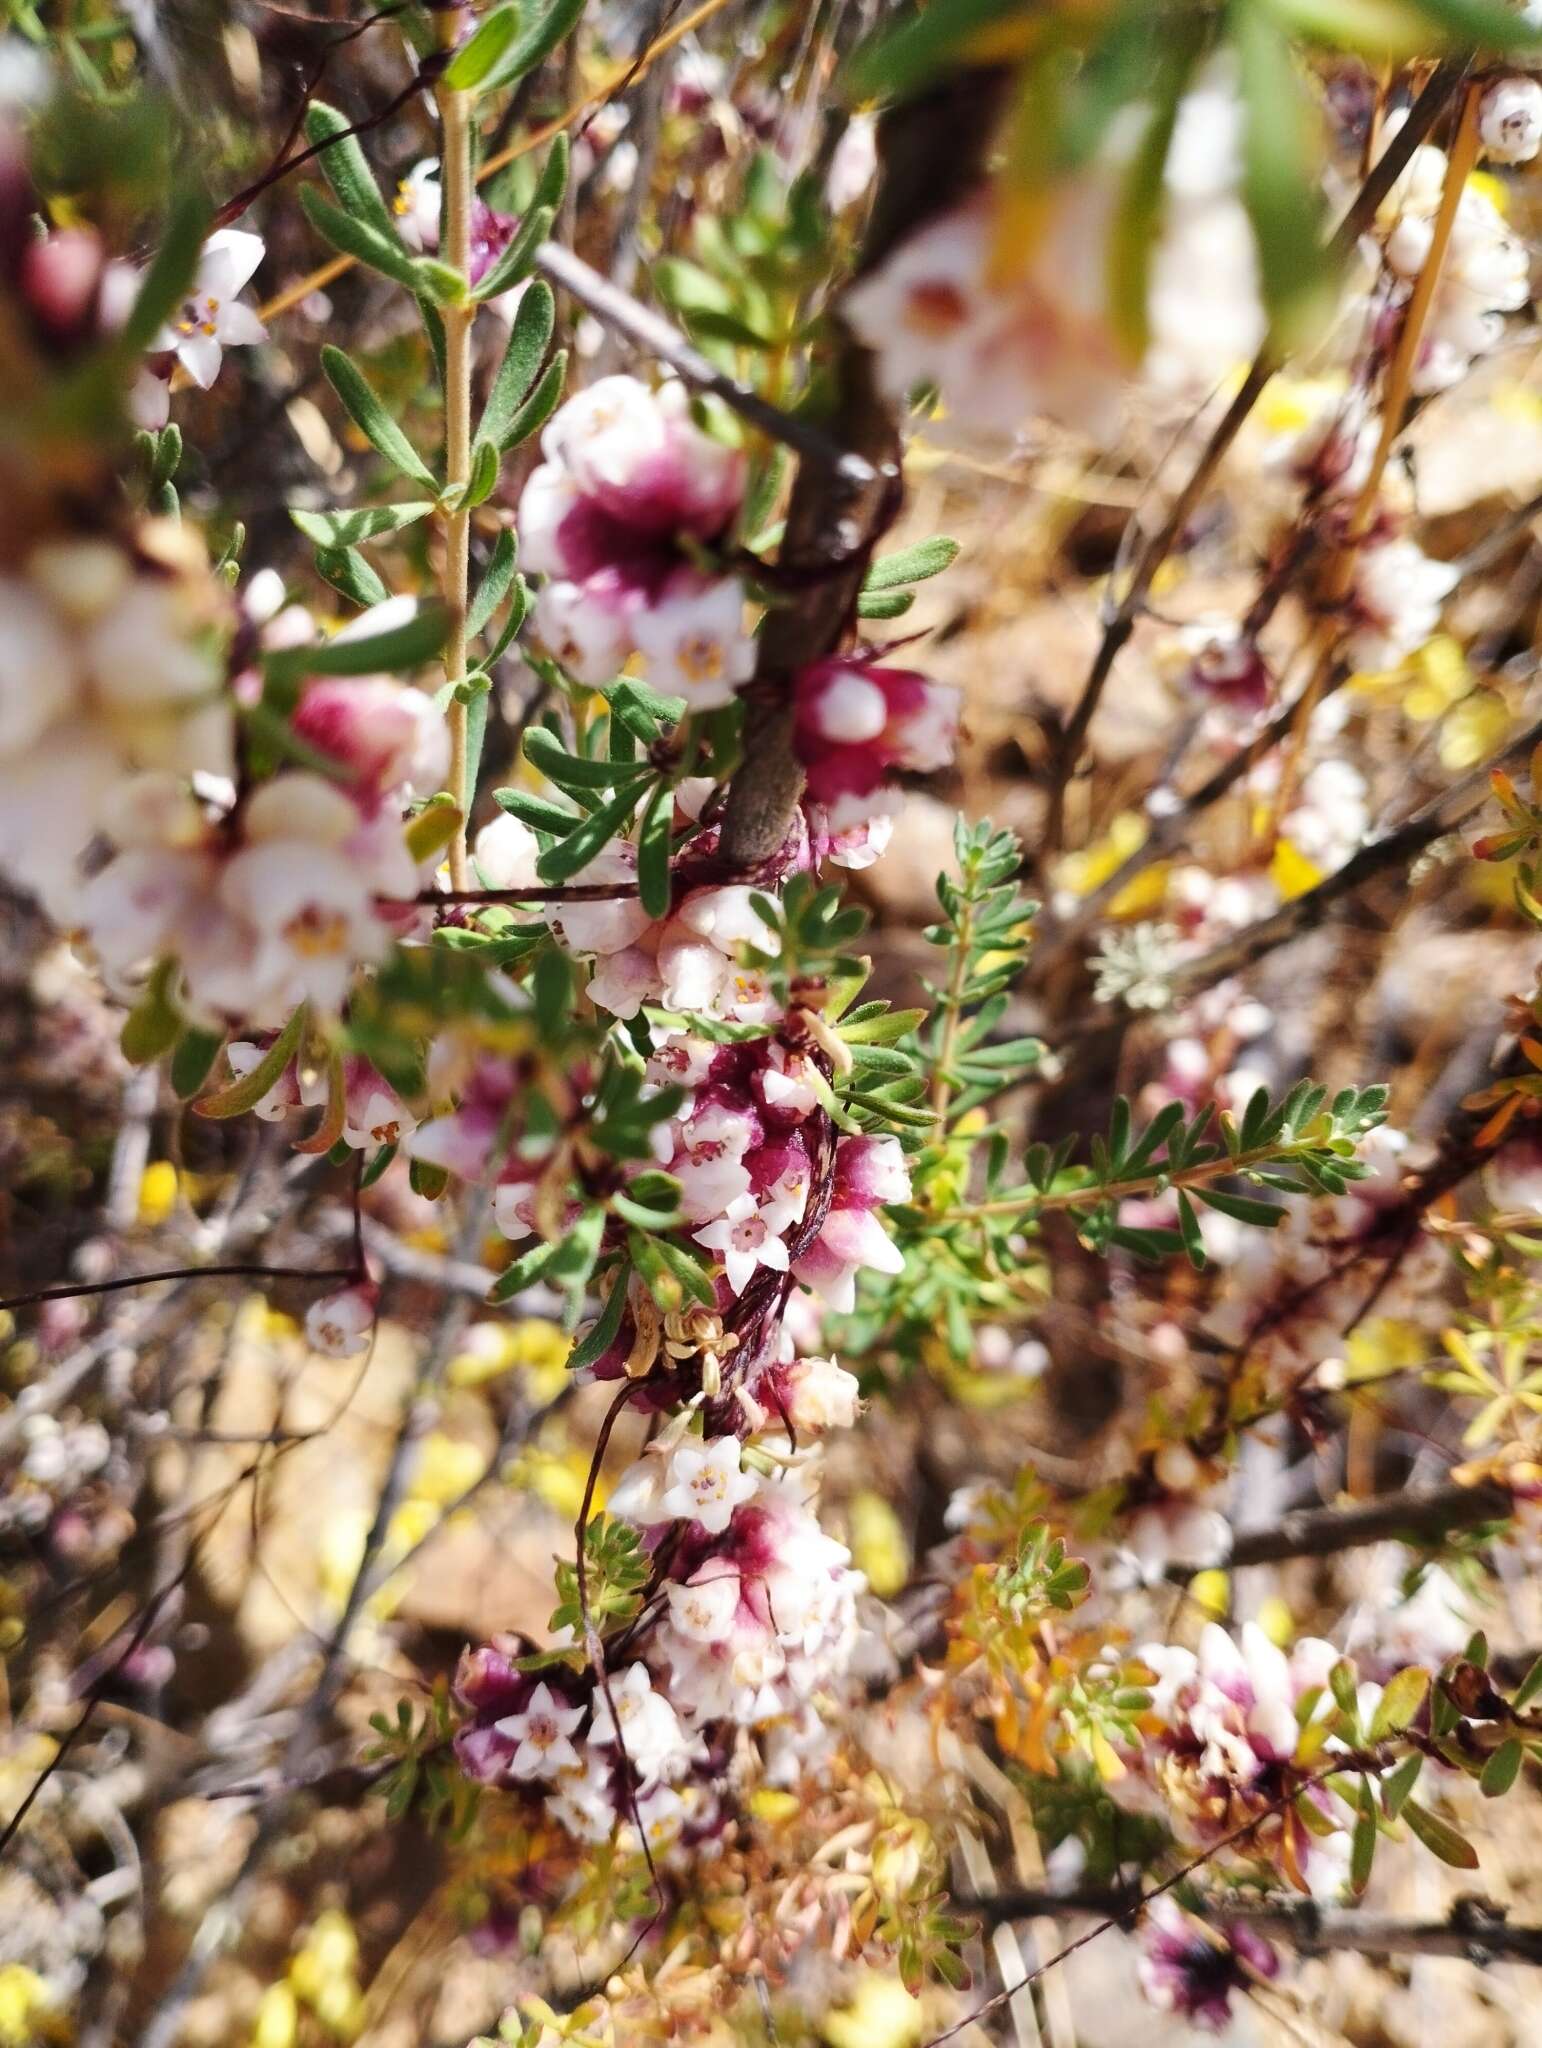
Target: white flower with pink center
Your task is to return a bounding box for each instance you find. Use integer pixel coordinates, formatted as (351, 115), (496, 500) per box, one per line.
(586, 1661), (700, 1782)
(305, 1283), (378, 1358)
(658, 1434), (760, 1533)
(695, 1192), (791, 1296)
(495, 1681), (587, 1780)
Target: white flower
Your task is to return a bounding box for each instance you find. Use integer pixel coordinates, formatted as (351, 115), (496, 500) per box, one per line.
(306, 1284), (376, 1357)
(695, 1193), (791, 1296)
(151, 229), (267, 391)
(344, 1089), (415, 1151)
(629, 574), (754, 708)
(0, 577), (78, 756)
(1480, 77), (1542, 163)
(545, 844), (651, 955)
(472, 812), (545, 914)
(658, 1435), (759, 1533)
(783, 1355), (862, 1433)
(665, 1567), (741, 1644)
(495, 1681), (586, 1779)
(220, 840), (386, 1019)
(531, 577), (633, 685)
(544, 374), (668, 494)
(587, 1662), (700, 1782)
(393, 159), (441, 251)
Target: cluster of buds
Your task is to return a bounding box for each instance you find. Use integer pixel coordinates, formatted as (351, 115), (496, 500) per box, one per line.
(519, 376), (754, 704)
(792, 657), (961, 844)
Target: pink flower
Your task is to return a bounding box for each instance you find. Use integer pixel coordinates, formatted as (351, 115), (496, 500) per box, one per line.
(793, 657), (960, 805)
(291, 674), (448, 800)
(305, 1282), (378, 1358)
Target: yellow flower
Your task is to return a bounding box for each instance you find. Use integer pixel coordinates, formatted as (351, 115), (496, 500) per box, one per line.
(1269, 837), (1323, 902)
(849, 1492), (910, 1599)
(822, 1973), (923, 2048)
(137, 1160), (179, 1226)
(0, 1966), (52, 2048)
(408, 1432), (487, 1506)
(251, 1983), (298, 2048)
(1052, 811), (1146, 898)
(1439, 692), (1510, 772)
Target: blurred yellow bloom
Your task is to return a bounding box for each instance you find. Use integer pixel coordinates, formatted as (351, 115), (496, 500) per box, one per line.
(506, 1445), (597, 1519)
(1346, 1317), (1427, 1383)
(251, 1984), (298, 2048)
(1468, 170), (1509, 217)
(822, 1973), (923, 2048)
(1439, 691), (1510, 772)
(1255, 372), (1347, 436)
(1256, 1597), (1295, 1648)
(408, 1432), (487, 1506)
(849, 1491), (910, 1598)
(1053, 811), (1146, 898)
(1403, 634), (1470, 722)
(137, 1159), (179, 1226)
(749, 1787), (801, 1823)
(449, 1317), (572, 1400)
(1269, 837), (1323, 901)
(0, 1966), (52, 2048)
(1189, 1569), (1229, 1619)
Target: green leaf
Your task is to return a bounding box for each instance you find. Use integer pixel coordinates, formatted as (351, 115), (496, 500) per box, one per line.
(461, 437), (502, 512)
(291, 500), (435, 548)
(120, 958), (180, 1065)
(170, 1027), (224, 1099)
(195, 1006), (308, 1119)
(636, 780), (675, 919)
(855, 590), (915, 621)
(1176, 1189), (1206, 1271)
(120, 190), (207, 355)
(569, 1266), (629, 1371)
(1480, 1737), (1524, 1799)
(1264, 0), (1542, 50)
(1106, 30), (1197, 355)
(1512, 1652), (1542, 1712)
(845, 0), (1031, 102)
(488, 1237), (557, 1303)
(301, 185), (423, 292)
(1370, 1665), (1429, 1741)
(1235, 0), (1334, 346)
(268, 601), (447, 682)
(863, 536), (960, 591)
(1193, 1185), (1285, 1227)
(492, 348), (567, 450)
(360, 1141), (398, 1190)
(469, 528), (518, 640)
(304, 100), (397, 238)
(493, 786), (578, 834)
(473, 202), (554, 303)
(1350, 1779), (1377, 1896)
(1402, 1797), (1480, 1868)
(479, 279), (556, 450)
(315, 546), (390, 610)
(445, 2), (524, 89)
(321, 345), (438, 489)
(476, 0), (584, 93)
(525, 726), (632, 790)
(1381, 1751), (1423, 1819)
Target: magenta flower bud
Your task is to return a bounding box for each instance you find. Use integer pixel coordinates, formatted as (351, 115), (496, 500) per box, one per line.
(291, 675), (448, 799)
(793, 657), (960, 804)
(21, 228), (105, 349)
(833, 1133), (911, 1210)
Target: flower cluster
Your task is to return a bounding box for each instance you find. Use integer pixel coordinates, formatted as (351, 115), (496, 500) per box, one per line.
(1122, 1623), (1350, 1891)
(67, 599), (446, 1031)
(793, 656), (962, 844)
(0, 525), (232, 920)
(842, 64), (1262, 440)
(519, 375), (754, 702)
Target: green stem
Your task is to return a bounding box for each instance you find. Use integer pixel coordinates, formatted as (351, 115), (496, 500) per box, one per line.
(928, 893), (975, 1124)
(435, 27), (475, 891)
(947, 1140), (1307, 1225)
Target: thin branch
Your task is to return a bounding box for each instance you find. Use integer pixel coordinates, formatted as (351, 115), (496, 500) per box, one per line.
(1169, 706), (1542, 997)
(960, 1890), (1542, 1964)
(1038, 59), (1467, 857)
(0, 1259), (360, 1315)
(1166, 1479), (1513, 1580)
(535, 241), (878, 483)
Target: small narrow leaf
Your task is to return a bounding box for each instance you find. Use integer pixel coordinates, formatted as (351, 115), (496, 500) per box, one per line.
(196, 1006), (308, 1119)
(493, 349), (567, 450)
(304, 100), (397, 238)
(1402, 1798), (1480, 1868)
(445, 2), (523, 89)
(469, 528), (518, 640)
(322, 345), (437, 488)
(636, 780), (675, 918)
(863, 536), (961, 591)
(479, 279), (556, 449)
(301, 185), (422, 292)
(291, 501), (435, 548)
(1480, 1737), (1524, 1799)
